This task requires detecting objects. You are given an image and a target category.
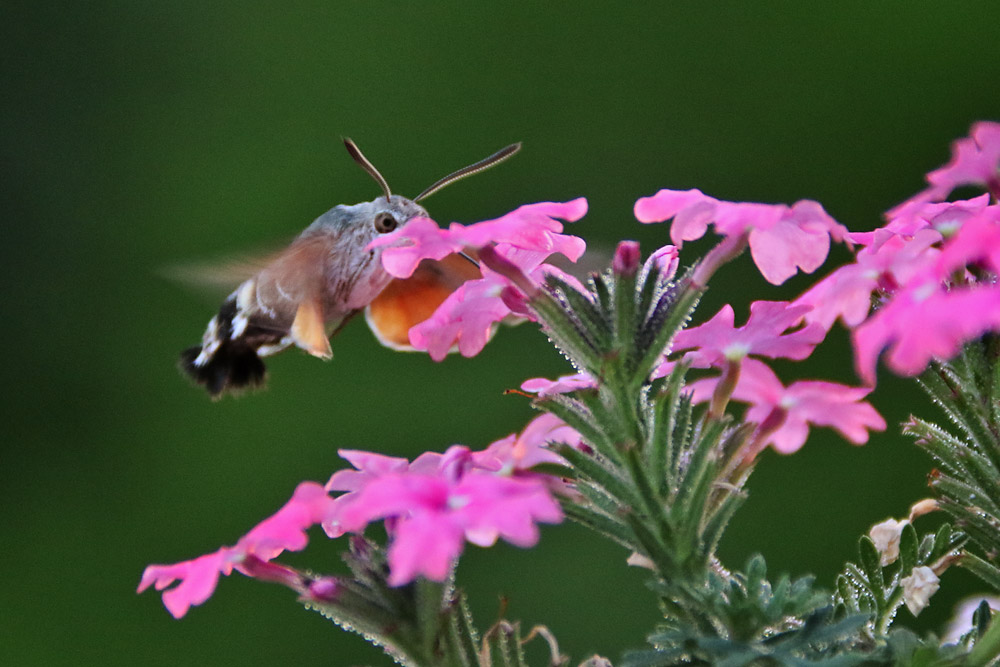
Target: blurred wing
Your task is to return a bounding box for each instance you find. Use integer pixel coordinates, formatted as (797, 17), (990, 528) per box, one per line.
(160, 247), (287, 301)
(254, 235), (333, 358)
(365, 253), (481, 350)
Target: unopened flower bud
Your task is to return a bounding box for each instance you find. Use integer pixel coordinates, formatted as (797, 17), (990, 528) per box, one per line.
(626, 552), (656, 570)
(901, 565), (940, 616)
(869, 518), (908, 566)
(645, 244), (679, 281)
(908, 498), (939, 521)
(304, 577), (340, 602)
(612, 240), (641, 277)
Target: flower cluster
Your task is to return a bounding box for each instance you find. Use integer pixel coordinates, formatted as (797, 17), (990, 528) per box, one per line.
(799, 122), (1000, 382)
(139, 414), (574, 616)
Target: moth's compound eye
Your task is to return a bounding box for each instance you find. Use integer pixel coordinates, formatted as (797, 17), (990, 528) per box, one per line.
(374, 212), (398, 234)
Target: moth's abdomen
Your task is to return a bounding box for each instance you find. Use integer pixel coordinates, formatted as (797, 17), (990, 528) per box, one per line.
(180, 281), (291, 398)
(180, 341), (266, 398)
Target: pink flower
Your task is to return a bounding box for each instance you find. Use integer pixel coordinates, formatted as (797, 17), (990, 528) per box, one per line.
(853, 281), (1000, 384)
(634, 189), (848, 285)
(851, 203), (1000, 382)
(890, 121), (1000, 213)
(406, 266), (517, 360)
(367, 200), (588, 360)
(474, 412), (583, 472)
(689, 359), (886, 454)
(881, 194), (993, 239)
(325, 450), (411, 493)
(932, 204), (1000, 276)
(138, 482), (336, 618)
(334, 471), (562, 586)
(795, 228), (942, 330)
(673, 301), (826, 367)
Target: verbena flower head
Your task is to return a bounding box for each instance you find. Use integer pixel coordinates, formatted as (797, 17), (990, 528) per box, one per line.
(323, 418), (570, 586)
(851, 201), (1000, 383)
(634, 189), (848, 285)
(333, 470), (562, 585)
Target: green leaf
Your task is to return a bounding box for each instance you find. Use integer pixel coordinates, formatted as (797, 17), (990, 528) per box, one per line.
(631, 282), (703, 393)
(899, 522), (919, 573)
(545, 272), (612, 349)
(562, 500), (636, 549)
(857, 537), (885, 600)
(537, 395), (617, 461)
(556, 443), (641, 509)
(959, 551), (1000, 591)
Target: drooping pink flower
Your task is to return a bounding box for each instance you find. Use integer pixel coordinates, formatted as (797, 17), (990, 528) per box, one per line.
(634, 189), (848, 285)
(689, 359), (886, 454)
(673, 301), (826, 367)
(138, 482), (336, 618)
(520, 372), (596, 397)
(333, 471), (562, 586)
(889, 121), (1000, 214)
(367, 200), (588, 360)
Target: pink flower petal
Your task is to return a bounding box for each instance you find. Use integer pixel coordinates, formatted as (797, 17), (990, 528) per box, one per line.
(636, 189), (847, 285)
(689, 359), (885, 454)
(674, 301), (826, 366)
(853, 282), (1000, 384)
(139, 482), (334, 618)
(520, 372), (596, 397)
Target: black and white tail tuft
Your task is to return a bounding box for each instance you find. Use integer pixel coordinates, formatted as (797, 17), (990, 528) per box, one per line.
(179, 343), (266, 398)
(179, 284), (288, 398)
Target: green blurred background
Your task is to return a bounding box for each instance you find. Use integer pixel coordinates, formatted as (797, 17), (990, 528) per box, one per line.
(4, 2), (1000, 664)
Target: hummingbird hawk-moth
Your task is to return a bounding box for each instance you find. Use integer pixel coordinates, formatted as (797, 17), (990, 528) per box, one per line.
(180, 139), (520, 397)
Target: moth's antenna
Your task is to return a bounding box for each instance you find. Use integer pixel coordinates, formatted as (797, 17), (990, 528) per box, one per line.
(343, 138), (392, 201)
(414, 142), (522, 203)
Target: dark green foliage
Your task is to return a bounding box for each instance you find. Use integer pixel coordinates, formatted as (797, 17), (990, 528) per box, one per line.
(908, 339), (1000, 591)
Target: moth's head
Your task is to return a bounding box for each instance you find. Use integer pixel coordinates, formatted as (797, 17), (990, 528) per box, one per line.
(343, 137), (521, 235)
(368, 195), (428, 235)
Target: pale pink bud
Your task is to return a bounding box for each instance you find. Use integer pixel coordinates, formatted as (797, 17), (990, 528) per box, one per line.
(908, 499), (939, 521)
(626, 552), (657, 570)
